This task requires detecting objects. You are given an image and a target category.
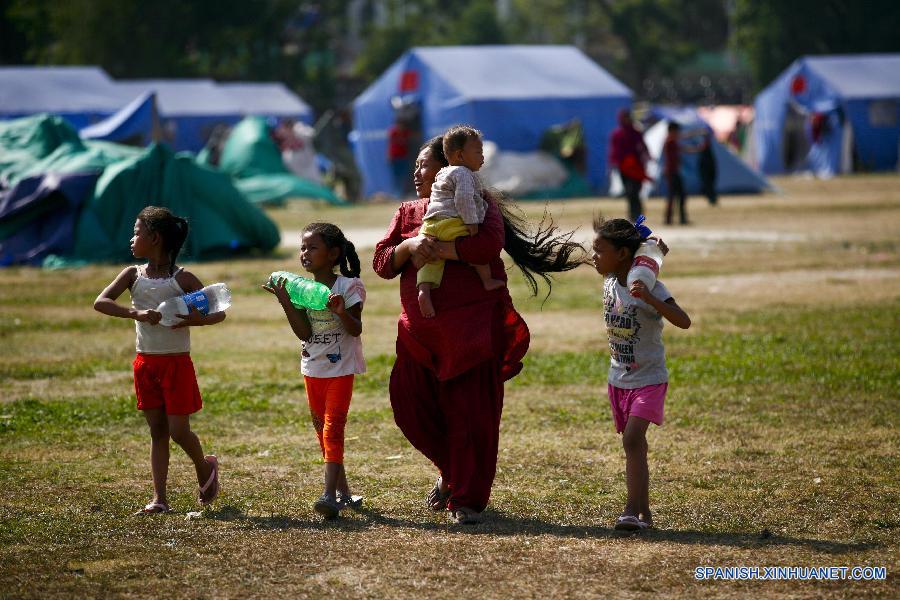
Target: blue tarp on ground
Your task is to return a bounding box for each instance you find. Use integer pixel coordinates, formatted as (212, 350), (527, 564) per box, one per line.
(79, 92), (156, 145)
(352, 45), (632, 198)
(219, 82), (314, 123)
(0, 66), (131, 129)
(753, 54), (900, 175)
(0, 172), (98, 265)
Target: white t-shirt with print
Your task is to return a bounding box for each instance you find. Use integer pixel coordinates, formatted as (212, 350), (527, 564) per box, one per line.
(300, 276), (367, 377)
(603, 276), (672, 388)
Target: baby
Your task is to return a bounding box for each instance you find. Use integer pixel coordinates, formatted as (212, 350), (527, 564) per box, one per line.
(417, 125), (504, 318)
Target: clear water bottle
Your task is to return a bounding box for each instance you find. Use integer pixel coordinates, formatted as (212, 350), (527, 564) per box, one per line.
(626, 216), (663, 297)
(267, 271), (330, 310)
(156, 283), (232, 326)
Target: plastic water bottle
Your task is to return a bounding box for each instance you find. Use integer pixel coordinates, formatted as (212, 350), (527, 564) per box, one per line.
(626, 216), (663, 297)
(267, 271), (330, 310)
(156, 283), (232, 326)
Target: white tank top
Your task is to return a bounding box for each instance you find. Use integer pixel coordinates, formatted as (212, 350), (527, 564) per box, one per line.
(131, 265), (191, 354)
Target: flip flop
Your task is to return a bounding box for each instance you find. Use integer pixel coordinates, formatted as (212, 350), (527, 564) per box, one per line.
(133, 501), (171, 516)
(198, 455), (219, 506)
(614, 515), (642, 531)
(426, 476), (450, 511)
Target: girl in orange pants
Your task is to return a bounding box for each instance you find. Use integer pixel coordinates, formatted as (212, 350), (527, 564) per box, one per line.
(264, 222), (366, 519)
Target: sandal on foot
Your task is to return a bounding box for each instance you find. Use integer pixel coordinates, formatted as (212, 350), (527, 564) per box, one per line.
(337, 493), (363, 511)
(133, 501), (171, 515)
(426, 477), (450, 511)
(614, 515), (642, 531)
(448, 506), (481, 525)
(198, 455), (219, 506)
(314, 493), (341, 519)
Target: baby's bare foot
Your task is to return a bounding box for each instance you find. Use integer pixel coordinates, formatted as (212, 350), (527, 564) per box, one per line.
(418, 288), (435, 318)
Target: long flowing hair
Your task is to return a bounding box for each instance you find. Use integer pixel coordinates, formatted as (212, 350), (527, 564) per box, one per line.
(421, 136), (586, 297)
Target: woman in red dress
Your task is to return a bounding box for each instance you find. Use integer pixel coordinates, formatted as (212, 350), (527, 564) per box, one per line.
(373, 136), (583, 524)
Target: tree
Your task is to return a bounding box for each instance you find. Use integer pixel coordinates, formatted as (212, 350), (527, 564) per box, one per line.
(731, 0), (900, 89)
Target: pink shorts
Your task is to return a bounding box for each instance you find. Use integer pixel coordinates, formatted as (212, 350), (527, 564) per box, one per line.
(607, 383), (667, 433)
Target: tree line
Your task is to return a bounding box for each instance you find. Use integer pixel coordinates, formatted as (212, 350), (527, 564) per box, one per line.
(2, 0), (897, 113)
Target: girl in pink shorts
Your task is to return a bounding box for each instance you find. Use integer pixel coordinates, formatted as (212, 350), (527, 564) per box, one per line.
(590, 216), (691, 531)
(94, 206), (227, 515)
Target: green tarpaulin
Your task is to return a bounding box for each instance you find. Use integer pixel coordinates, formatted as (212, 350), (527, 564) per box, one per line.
(75, 144), (280, 262)
(0, 114), (280, 265)
(205, 116), (346, 206)
(0, 115), (142, 184)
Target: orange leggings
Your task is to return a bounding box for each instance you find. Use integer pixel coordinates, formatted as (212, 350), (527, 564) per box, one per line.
(304, 374), (354, 464)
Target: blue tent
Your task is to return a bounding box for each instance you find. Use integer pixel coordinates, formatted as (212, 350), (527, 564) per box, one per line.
(753, 54), (900, 175)
(0, 66), (133, 129)
(219, 82), (314, 124)
(644, 106), (772, 196)
(79, 92), (156, 145)
(352, 45), (632, 198)
(115, 79), (245, 152)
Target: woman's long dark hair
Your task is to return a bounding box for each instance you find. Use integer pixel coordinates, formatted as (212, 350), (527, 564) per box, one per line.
(421, 136), (586, 297)
(496, 197), (585, 297)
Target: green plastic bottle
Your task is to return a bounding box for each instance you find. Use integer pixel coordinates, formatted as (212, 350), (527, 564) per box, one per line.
(267, 271), (331, 310)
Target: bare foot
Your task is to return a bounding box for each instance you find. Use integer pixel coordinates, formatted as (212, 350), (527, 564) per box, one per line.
(418, 288), (435, 318)
(483, 278), (506, 291)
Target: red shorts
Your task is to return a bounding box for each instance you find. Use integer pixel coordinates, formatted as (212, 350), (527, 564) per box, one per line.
(133, 353), (202, 415)
(608, 383), (667, 433)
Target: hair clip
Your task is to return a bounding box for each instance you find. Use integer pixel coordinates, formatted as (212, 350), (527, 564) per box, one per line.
(633, 215), (652, 239)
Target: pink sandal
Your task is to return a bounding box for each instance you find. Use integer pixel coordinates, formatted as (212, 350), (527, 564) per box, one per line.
(198, 455), (219, 506)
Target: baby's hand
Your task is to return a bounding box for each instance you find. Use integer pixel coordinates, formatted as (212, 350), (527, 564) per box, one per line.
(138, 309), (161, 325)
(327, 293), (346, 315)
(629, 280), (652, 301)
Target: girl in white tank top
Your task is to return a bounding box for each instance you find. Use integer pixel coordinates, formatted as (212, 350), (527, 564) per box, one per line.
(94, 206), (227, 514)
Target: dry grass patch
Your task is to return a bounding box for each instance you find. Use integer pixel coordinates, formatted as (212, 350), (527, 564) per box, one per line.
(1, 176), (898, 597)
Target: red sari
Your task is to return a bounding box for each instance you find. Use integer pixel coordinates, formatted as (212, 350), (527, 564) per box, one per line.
(372, 197), (530, 512)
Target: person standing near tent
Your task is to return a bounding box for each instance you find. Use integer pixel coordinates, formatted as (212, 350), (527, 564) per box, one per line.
(387, 117), (413, 198)
(608, 109), (650, 222)
(663, 122), (689, 225)
(373, 136), (583, 524)
(698, 131), (718, 206)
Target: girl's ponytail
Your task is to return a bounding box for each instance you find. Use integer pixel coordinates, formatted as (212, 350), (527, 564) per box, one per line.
(169, 216), (189, 274)
(339, 240), (361, 278)
(302, 222), (360, 278)
(137, 206), (190, 275)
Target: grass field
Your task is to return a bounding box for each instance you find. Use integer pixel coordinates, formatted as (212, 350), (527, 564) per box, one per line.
(2, 175), (898, 598)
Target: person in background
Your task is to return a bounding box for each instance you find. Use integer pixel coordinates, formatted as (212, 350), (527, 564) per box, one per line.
(608, 109), (650, 222)
(387, 117), (413, 198)
(697, 131), (718, 206)
(663, 122), (688, 225)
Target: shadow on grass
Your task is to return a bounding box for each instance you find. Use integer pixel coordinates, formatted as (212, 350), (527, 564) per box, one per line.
(201, 504), (875, 555)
